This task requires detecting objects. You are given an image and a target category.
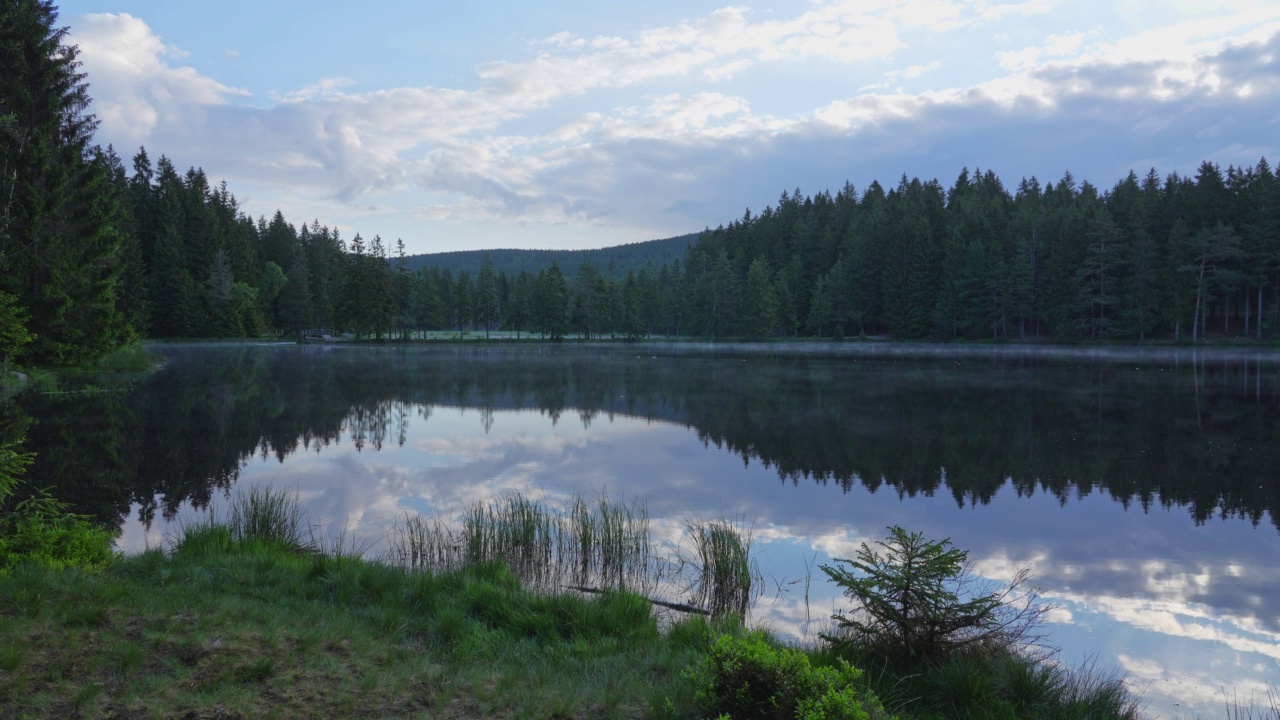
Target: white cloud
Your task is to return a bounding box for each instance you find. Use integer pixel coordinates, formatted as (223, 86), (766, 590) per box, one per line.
(67, 4), (1280, 251)
(73, 13), (245, 147)
(999, 31), (1089, 71)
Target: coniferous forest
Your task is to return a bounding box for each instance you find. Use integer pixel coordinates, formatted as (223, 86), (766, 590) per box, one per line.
(5, 1), (1280, 371)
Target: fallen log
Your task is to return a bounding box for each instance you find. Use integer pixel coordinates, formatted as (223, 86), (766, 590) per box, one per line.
(564, 584), (711, 615)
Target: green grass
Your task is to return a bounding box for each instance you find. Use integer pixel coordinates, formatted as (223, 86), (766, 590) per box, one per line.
(0, 537), (716, 719)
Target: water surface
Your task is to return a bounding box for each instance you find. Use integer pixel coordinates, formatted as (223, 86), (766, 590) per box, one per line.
(16, 342), (1280, 718)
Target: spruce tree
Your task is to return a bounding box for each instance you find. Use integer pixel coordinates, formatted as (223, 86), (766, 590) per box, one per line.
(475, 252), (499, 338)
(1, 1), (131, 362)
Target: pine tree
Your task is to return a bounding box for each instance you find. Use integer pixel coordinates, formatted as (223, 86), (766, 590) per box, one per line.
(620, 271), (645, 340)
(278, 247), (313, 340)
(452, 271), (473, 332)
(506, 270), (532, 338)
(1181, 223), (1244, 341)
(475, 252), (499, 338)
(338, 234), (368, 338)
(410, 267), (443, 333)
(739, 257), (778, 339)
(535, 263), (569, 340)
(1, 1), (131, 363)
(391, 238), (413, 339)
(366, 235), (394, 339)
(1116, 226), (1160, 341)
(105, 145), (149, 335)
(1075, 210), (1123, 338)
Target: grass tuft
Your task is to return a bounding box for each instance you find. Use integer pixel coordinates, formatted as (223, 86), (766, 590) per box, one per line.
(228, 484), (306, 550)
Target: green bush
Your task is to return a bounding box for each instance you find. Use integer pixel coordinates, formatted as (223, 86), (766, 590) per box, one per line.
(2, 430), (114, 573)
(0, 492), (117, 573)
(683, 631), (892, 720)
(91, 343), (158, 373)
(0, 434), (31, 505)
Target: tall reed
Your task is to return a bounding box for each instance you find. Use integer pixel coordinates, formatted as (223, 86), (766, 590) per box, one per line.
(1226, 683), (1280, 720)
(682, 519), (760, 618)
(387, 514), (456, 572)
(388, 491), (660, 595)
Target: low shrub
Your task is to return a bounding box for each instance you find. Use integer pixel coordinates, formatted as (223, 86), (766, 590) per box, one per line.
(683, 631), (892, 720)
(0, 492), (116, 573)
(91, 344), (158, 373)
(1, 409), (115, 573)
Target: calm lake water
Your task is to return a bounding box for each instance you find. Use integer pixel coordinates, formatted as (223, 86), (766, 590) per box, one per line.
(15, 341), (1280, 718)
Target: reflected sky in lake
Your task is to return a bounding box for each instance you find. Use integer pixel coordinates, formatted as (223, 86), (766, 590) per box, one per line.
(21, 342), (1280, 719)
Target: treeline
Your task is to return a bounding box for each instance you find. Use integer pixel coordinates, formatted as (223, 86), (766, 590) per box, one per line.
(99, 159), (686, 341)
(685, 164), (1280, 341)
(99, 156), (693, 341)
(7, 2), (1280, 367)
(99, 156), (1280, 346)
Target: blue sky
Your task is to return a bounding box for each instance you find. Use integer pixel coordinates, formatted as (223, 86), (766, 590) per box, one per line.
(58, 0), (1280, 254)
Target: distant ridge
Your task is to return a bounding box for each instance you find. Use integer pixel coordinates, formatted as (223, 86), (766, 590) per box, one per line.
(402, 233), (698, 278)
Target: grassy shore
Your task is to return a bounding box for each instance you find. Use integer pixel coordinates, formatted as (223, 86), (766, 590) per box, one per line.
(0, 539), (722, 719)
(0, 538), (1147, 720)
(0, 489), (1160, 720)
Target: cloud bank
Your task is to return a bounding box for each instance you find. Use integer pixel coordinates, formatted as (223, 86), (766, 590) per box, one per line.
(68, 2), (1280, 252)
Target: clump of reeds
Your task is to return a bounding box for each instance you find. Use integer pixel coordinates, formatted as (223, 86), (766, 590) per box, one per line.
(387, 514), (457, 572)
(681, 518), (761, 618)
(172, 485), (308, 555)
(387, 491), (659, 595)
(562, 494), (652, 589)
(463, 493), (558, 585)
(183, 487), (762, 619)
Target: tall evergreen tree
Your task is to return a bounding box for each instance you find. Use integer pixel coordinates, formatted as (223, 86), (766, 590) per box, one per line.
(1075, 210), (1123, 338)
(338, 234), (369, 338)
(475, 251), (499, 338)
(1, 1), (131, 362)
(391, 238), (413, 339)
(410, 267), (443, 333)
(506, 270), (532, 338)
(451, 270), (473, 332)
(278, 247), (313, 340)
(1181, 223), (1244, 341)
(535, 262), (569, 340)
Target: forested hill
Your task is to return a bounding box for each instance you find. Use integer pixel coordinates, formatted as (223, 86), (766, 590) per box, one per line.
(403, 234), (696, 278)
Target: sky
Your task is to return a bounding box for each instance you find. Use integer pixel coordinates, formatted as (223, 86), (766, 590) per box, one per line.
(55, 0), (1280, 255)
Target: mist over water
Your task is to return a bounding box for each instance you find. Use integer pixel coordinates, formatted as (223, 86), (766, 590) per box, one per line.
(14, 341), (1280, 718)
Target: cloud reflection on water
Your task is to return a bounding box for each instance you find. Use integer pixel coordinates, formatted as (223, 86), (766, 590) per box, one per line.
(88, 343), (1280, 719)
(115, 402), (1279, 719)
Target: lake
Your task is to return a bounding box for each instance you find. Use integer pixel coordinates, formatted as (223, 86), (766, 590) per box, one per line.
(14, 341), (1280, 718)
